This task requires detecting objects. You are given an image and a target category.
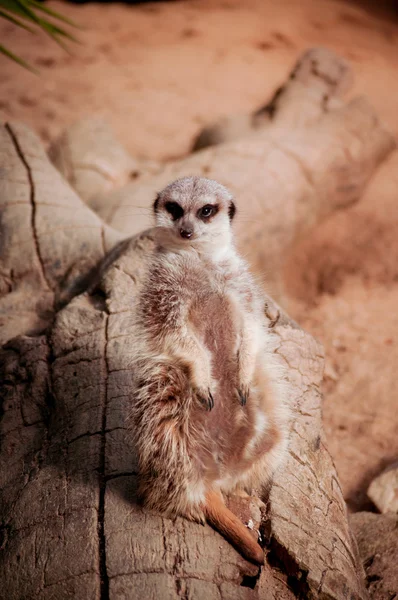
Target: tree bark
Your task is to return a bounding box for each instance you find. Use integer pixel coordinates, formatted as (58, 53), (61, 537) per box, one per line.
(1, 47), (394, 600)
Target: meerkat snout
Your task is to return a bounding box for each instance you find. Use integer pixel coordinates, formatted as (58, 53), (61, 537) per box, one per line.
(180, 227), (193, 239)
(153, 176), (236, 252)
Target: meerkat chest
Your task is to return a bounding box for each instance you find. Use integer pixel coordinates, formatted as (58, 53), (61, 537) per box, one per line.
(187, 264), (247, 356)
(211, 260), (253, 316)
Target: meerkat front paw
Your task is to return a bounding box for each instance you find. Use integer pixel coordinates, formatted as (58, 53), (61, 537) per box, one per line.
(236, 350), (255, 406)
(193, 386), (214, 411)
(237, 384), (250, 406)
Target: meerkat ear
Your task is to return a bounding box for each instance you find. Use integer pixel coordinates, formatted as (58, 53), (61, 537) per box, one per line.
(228, 200), (236, 221)
(153, 194), (160, 213)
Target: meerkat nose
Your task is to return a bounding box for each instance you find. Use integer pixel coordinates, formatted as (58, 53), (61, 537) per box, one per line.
(180, 228), (193, 239)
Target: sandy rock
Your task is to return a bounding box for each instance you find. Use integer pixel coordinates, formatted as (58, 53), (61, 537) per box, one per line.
(368, 462), (398, 514)
(350, 511), (398, 600)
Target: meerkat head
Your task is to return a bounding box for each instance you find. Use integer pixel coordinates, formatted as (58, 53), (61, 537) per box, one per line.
(153, 176), (236, 257)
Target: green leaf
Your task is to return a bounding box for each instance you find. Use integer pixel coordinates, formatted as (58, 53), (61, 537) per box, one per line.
(1, 0), (78, 41)
(0, 0), (39, 21)
(29, 0), (80, 29)
(12, 0), (67, 41)
(0, 0), (80, 70)
(0, 43), (38, 73)
(0, 7), (36, 32)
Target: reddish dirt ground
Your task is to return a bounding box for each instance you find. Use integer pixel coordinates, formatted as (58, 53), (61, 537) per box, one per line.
(1, 0), (397, 511)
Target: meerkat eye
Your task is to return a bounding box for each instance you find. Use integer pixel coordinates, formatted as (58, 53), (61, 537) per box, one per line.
(198, 204), (218, 219)
(165, 202), (184, 221)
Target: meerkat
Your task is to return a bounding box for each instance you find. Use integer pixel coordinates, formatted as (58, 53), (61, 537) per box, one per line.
(129, 176), (289, 565)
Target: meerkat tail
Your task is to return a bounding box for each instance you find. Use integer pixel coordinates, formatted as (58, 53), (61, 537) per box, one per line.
(203, 490), (264, 565)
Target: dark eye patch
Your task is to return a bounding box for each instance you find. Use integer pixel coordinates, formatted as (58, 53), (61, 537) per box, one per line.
(198, 204), (218, 220)
(165, 201), (184, 221)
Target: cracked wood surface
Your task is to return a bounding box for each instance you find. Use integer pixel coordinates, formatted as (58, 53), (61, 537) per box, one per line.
(0, 122), (124, 346)
(1, 228), (368, 599)
(48, 48), (395, 303)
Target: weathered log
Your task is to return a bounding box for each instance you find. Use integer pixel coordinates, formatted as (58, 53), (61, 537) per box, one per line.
(48, 117), (161, 206)
(0, 122), (124, 346)
(191, 47), (354, 151)
(48, 48), (395, 303)
(0, 125), (370, 597)
(0, 229), (367, 599)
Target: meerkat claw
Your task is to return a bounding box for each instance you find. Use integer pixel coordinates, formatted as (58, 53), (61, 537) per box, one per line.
(195, 388), (214, 411)
(208, 391), (214, 410)
(237, 386), (250, 406)
(184, 507), (206, 525)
